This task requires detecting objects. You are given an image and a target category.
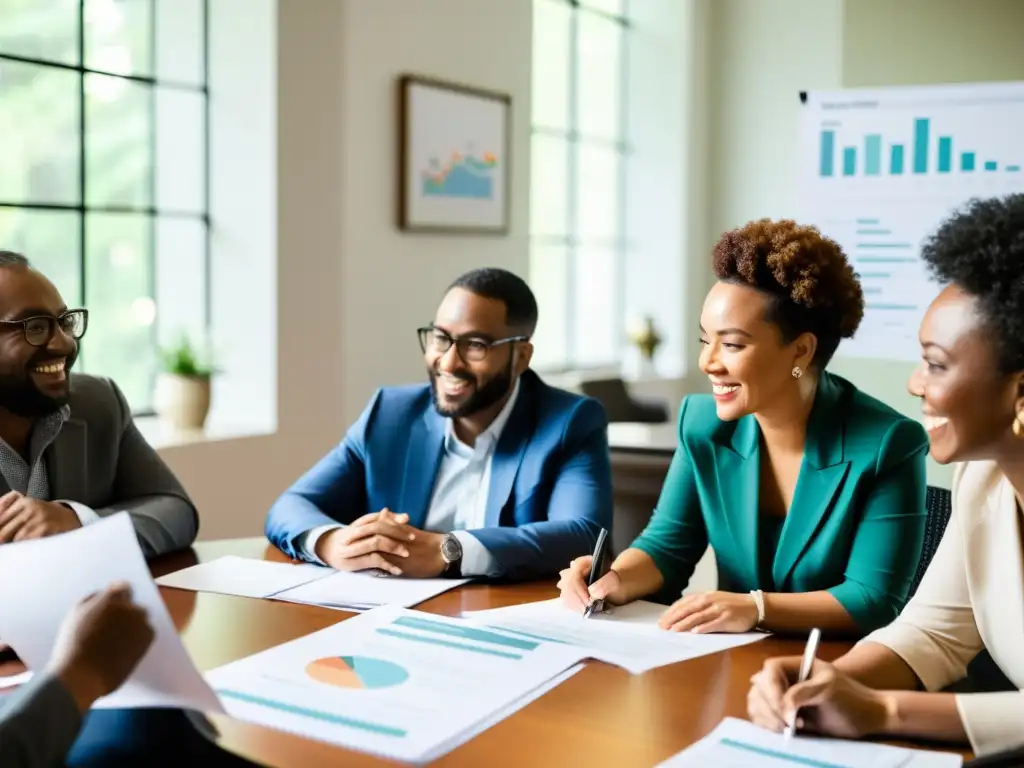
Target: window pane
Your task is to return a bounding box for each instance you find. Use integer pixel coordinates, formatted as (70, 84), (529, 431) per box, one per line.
(155, 217), (205, 346)
(530, 134), (569, 237)
(0, 60), (81, 205)
(156, 0), (204, 85)
(155, 87), (204, 212)
(532, 0), (570, 131)
(576, 143), (621, 242)
(576, 13), (622, 140)
(0, 0), (79, 65)
(529, 244), (569, 370)
(85, 75), (151, 207)
(84, 213), (155, 411)
(84, 0), (152, 77)
(0, 209), (82, 303)
(572, 247), (618, 365)
(580, 0), (625, 16)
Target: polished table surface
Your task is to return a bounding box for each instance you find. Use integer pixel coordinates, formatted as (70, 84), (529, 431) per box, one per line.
(141, 538), (973, 767)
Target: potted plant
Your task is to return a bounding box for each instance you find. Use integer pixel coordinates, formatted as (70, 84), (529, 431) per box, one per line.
(153, 335), (216, 431)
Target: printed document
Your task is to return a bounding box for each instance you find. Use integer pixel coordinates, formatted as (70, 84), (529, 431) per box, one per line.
(204, 605), (588, 764)
(272, 571), (471, 611)
(658, 718), (962, 768)
(156, 555), (469, 611)
(156, 556), (329, 598)
(462, 599), (767, 674)
(0, 513), (222, 713)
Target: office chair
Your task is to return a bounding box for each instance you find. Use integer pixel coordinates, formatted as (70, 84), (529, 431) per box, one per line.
(578, 377), (669, 424)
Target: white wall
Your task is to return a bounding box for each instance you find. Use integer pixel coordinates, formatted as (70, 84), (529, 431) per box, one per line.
(159, 0), (533, 540)
(336, 0), (532, 424)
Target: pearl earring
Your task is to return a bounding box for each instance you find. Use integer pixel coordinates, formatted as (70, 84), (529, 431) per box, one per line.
(1014, 411), (1024, 439)
(791, 366), (803, 379)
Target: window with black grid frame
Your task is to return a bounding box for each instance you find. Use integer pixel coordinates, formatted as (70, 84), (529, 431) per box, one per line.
(0, 0), (210, 415)
(529, 0), (629, 372)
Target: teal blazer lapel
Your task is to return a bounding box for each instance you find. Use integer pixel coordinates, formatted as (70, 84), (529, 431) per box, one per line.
(774, 375), (851, 586)
(484, 392), (532, 528)
(400, 409), (445, 529)
(712, 414), (761, 587)
(45, 417), (88, 502)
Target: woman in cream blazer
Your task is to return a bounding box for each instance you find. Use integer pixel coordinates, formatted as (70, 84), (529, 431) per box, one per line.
(746, 194), (1024, 758)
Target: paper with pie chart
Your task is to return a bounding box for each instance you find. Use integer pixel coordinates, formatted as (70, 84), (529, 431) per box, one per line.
(204, 605), (588, 764)
(306, 656), (409, 690)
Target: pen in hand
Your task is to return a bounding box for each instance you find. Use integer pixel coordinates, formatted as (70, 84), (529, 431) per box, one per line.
(785, 627), (821, 741)
(582, 528), (610, 619)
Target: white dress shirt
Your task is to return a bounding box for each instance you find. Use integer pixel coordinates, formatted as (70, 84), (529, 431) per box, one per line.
(299, 379), (521, 577)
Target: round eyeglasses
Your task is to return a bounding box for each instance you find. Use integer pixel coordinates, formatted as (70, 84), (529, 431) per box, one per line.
(0, 308), (89, 347)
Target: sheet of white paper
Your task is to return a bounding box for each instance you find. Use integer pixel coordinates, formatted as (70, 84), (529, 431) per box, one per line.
(274, 570), (470, 610)
(462, 599), (767, 674)
(0, 513), (222, 713)
(658, 718), (962, 768)
(0, 670), (32, 689)
(204, 605), (588, 764)
(155, 556), (329, 598)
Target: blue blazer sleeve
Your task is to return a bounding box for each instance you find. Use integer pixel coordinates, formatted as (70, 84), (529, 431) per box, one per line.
(264, 391), (378, 559)
(470, 399), (613, 580)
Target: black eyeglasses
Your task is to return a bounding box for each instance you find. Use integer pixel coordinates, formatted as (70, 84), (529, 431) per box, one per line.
(417, 326), (528, 362)
(0, 309), (89, 347)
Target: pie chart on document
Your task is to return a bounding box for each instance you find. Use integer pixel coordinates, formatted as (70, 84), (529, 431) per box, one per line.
(305, 655), (410, 690)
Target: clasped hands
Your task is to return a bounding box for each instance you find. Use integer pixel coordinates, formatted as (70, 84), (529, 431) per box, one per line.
(557, 556), (760, 632)
(0, 491), (80, 544)
(314, 508), (447, 578)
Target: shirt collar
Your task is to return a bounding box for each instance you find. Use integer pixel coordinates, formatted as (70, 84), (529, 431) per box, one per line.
(444, 377), (521, 455)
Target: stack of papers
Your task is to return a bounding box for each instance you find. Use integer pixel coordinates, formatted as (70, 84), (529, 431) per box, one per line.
(462, 599), (768, 674)
(659, 718), (963, 767)
(156, 556), (470, 611)
(204, 605), (588, 764)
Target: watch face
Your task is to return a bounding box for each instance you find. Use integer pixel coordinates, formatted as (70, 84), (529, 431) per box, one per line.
(441, 534), (462, 561)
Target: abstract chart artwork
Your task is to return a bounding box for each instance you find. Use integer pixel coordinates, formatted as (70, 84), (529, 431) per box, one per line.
(398, 74), (511, 233)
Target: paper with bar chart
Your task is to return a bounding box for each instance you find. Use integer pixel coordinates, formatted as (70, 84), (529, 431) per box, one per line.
(204, 605), (587, 763)
(799, 81), (1024, 362)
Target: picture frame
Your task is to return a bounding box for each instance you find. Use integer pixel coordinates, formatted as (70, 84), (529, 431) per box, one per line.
(397, 74), (512, 234)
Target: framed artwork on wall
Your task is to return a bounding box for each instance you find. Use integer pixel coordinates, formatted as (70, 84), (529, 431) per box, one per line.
(397, 74), (512, 234)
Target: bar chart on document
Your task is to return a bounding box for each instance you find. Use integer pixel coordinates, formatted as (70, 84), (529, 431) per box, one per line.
(799, 82), (1024, 362)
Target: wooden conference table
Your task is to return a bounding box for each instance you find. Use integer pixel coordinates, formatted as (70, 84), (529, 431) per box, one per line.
(141, 538), (972, 767)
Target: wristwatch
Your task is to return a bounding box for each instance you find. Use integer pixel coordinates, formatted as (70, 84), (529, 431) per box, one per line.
(440, 533), (463, 577)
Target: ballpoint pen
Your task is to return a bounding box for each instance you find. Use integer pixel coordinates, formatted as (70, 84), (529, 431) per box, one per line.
(582, 527), (610, 619)
(785, 627), (821, 741)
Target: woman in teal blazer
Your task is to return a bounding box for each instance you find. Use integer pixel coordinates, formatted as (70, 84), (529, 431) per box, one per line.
(559, 219), (929, 636)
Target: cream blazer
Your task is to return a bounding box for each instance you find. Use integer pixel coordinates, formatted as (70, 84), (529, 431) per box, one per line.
(861, 460), (1024, 755)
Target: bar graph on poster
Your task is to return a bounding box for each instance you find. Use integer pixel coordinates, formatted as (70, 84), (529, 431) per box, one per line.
(798, 81), (1024, 362)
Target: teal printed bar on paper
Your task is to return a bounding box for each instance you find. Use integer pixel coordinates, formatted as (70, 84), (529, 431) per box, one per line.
(392, 615), (539, 650)
(218, 689), (408, 737)
(720, 737), (852, 768)
(376, 628), (523, 659)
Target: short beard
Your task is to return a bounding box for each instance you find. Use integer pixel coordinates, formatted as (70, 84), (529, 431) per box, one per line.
(429, 357), (514, 419)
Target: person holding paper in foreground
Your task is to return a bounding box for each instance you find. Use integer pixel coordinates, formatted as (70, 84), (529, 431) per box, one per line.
(747, 196), (1024, 758)
(266, 268), (613, 581)
(558, 219), (929, 635)
(0, 251), (198, 558)
(0, 582), (153, 767)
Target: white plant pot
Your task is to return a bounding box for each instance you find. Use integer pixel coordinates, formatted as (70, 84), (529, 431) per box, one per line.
(153, 373), (211, 431)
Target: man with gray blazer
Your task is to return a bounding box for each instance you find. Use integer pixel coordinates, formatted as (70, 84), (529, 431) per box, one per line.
(0, 251), (196, 558)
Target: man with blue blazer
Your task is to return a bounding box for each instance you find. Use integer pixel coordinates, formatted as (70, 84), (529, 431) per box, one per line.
(265, 268), (613, 581)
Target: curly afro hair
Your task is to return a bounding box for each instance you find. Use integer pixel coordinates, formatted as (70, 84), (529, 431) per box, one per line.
(712, 218), (864, 369)
(920, 194), (1024, 374)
